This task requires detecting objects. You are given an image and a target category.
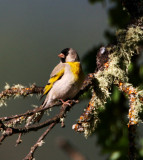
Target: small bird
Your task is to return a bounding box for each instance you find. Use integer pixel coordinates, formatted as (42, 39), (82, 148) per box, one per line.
(42, 48), (85, 108)
(29, 48), (85, 124)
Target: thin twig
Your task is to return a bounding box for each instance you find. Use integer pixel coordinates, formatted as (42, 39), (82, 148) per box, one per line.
(0, 127), (13, 143)
(0, 101), (75, 146)
(0, 74), (94, 123)
(0, 105), (53, 122)
(0, 74), (93, 148)
(0, 85), (43, 99)
(0, 135), (6, 144)
(24, 122), (56, 160)
(15, 133), (22, 146)
(12, 103), (74, 133)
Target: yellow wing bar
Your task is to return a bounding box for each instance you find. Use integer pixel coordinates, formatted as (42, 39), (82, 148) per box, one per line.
(43, 68), (65, 95)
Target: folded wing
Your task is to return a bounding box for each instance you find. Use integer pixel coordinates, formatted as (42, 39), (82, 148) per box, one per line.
(42, 63), (65, 96)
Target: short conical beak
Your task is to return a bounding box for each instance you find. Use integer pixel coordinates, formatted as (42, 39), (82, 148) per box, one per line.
(58, 53), (65, 58)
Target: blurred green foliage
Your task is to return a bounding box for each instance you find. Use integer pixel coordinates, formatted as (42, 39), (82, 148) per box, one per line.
(82, 0), (143, 159)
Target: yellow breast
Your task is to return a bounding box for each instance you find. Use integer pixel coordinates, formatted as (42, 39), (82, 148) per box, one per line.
(67, 62), (84, 81)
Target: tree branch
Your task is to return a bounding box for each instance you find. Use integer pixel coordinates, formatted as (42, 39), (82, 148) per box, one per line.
(24, 122), (56, 160)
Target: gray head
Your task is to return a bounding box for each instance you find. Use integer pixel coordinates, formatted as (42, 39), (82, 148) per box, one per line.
(58, 48), (80, 63)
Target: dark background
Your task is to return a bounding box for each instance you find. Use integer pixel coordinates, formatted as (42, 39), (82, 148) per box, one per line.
(0, 0), (143, 160)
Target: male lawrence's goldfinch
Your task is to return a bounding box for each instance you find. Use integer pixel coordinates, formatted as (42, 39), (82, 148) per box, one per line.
(42, 48), (84, 108)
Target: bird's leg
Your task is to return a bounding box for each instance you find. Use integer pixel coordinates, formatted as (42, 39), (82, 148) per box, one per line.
(59, 99), (72, 106)
(59, 99), (79, 106)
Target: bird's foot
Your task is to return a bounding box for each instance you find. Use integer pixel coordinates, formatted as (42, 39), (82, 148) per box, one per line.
(59, 99), (79, 106)
(59, 99), (72, 106)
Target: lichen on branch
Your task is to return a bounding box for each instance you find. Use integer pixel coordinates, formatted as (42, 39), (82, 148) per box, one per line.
(0, 9), (143, 160)
(73, 20), (143, 137)
(0, 83), (43, 107)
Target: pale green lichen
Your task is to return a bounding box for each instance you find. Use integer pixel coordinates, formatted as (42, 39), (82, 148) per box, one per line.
(37, 140), (45, 147)
(4, 83), (10, 90)
(13, 84), (25, 90)
(116, 24), (143, 71)
(0, 83), (36, 107)
(136, 91), (143, 122)
(0, 99), (7, 107)
(60, 117), (65, 125)
(83, 87), (106, 137)
(83, 21), (143, 137)
(5, 116), (26, 128)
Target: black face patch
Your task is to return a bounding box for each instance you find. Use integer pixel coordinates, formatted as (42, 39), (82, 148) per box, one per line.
(61, 48), (70, 56)
(61, 58), (65, 63)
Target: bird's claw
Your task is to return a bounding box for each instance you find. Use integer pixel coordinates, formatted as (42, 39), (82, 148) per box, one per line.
(59, 99), (79, 106)
(59, 99), (71, 106)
